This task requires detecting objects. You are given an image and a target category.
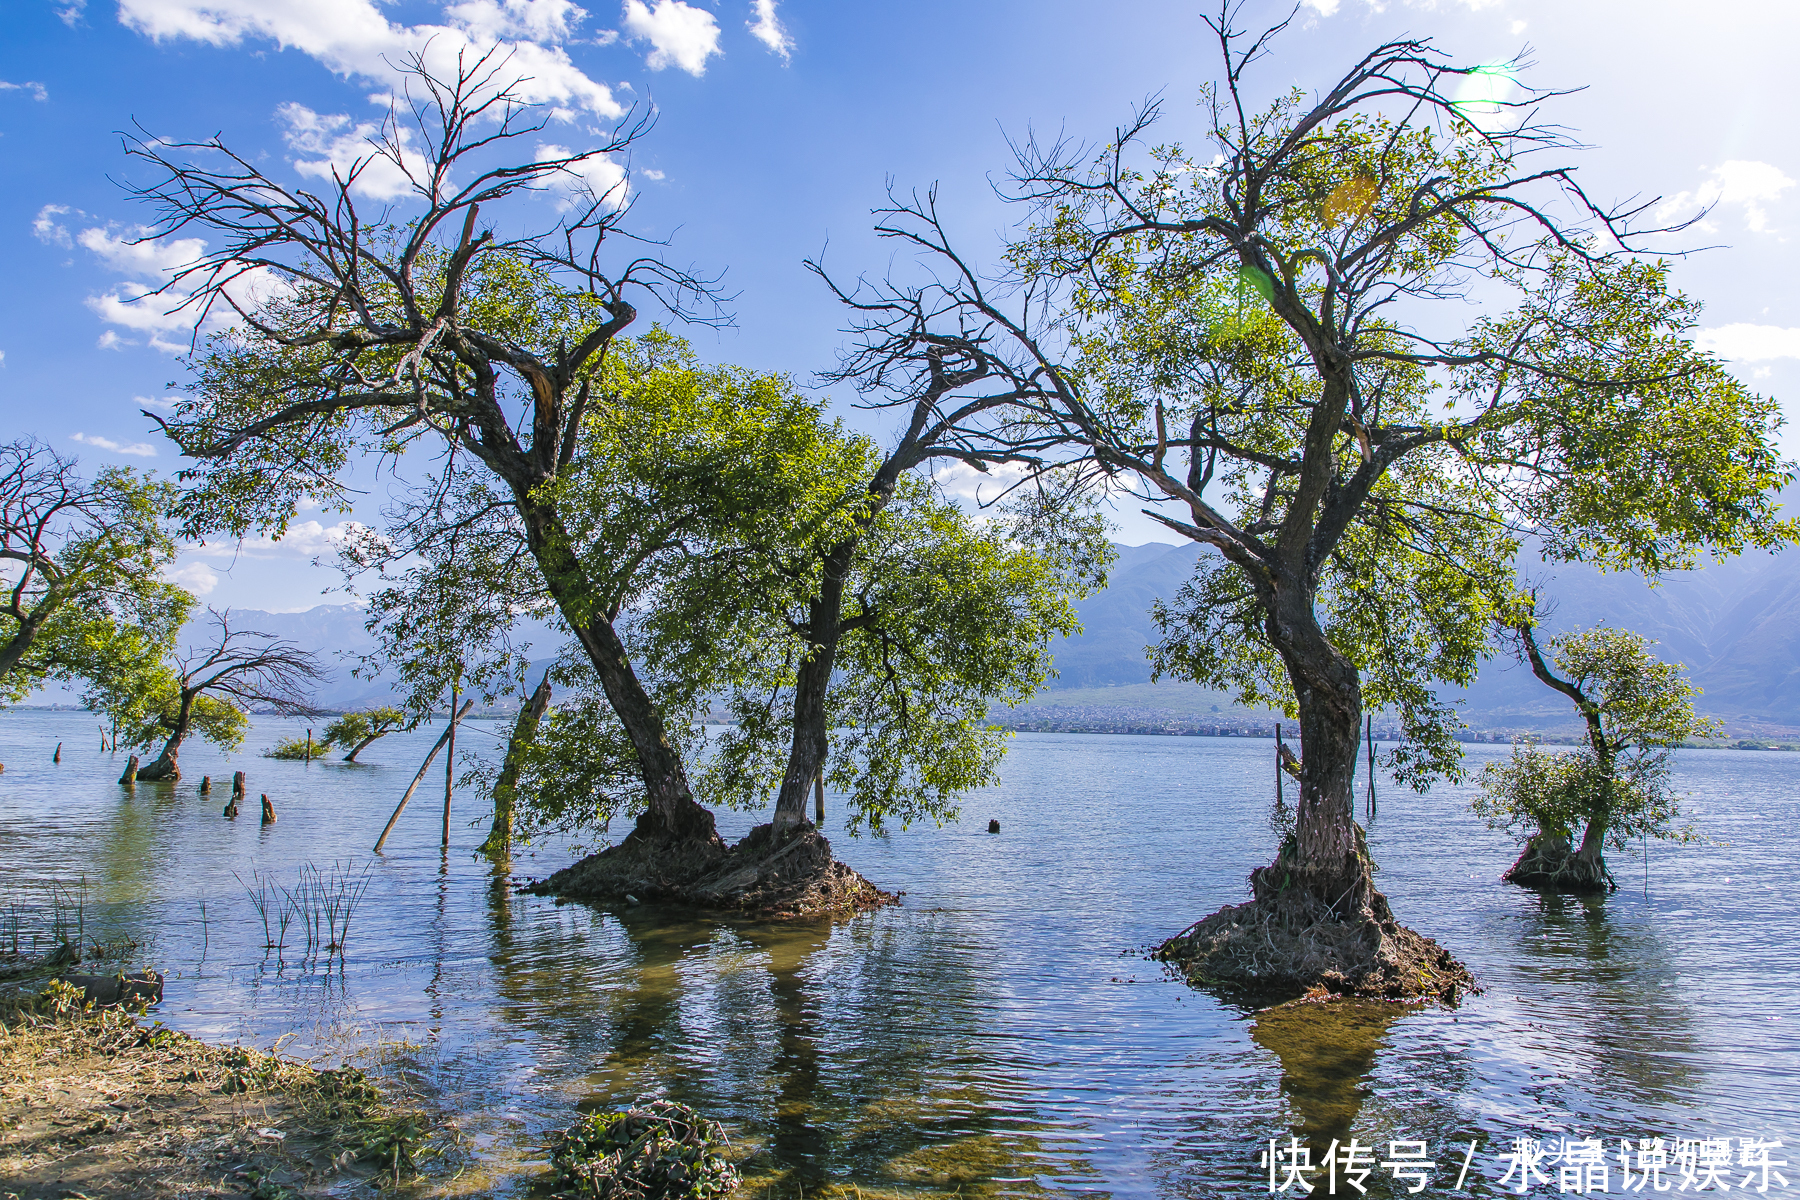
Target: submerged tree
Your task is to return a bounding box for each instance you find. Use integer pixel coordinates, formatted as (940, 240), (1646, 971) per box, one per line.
(0, 437), (185, 702)
(126, 609), (323, 781)
(828, 11), (1792, 997)
(322, 706), (412, 762)
(1474, 612), (1718, 890)
(137, 52), (722, 847)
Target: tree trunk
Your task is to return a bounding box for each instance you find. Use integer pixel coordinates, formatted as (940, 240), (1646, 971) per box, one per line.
(0, 618), (43, 684)
(1249, 572), (1383, 920)
(480, 671), (552, 857)
(771, 541), (855, 831)
(343, 732), (384, 762)
(134, 691), (194, 782)
(516, 498), (716, 844)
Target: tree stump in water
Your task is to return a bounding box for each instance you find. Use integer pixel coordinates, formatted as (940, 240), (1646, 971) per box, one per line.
(118, 756), (139, 785)
(988, 819), (1001, 833)
(260, 794), (277, 824)
(53, 742), (61, 764)
(200, 776), (211, 794)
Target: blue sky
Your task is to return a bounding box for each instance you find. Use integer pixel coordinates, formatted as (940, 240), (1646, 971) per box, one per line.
(3, 0), (1796, 613)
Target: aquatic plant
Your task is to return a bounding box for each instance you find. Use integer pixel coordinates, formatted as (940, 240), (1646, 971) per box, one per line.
(549, 1100), (740, 1199)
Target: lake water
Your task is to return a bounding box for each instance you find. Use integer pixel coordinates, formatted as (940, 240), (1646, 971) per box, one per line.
(1, 708), (1796, 1198)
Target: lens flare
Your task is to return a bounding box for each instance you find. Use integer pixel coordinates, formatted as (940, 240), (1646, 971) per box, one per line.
(1451, 63), (1518, 133)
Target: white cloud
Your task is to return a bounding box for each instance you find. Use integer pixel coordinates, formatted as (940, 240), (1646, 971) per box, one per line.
(76, 224), (290, 353)
(932, 460), (1032, 504)
(536, 142), (628, 210)
(445, 0), (584, 41)
(32, 204), (73, 247)
(1658, 161), (1796, 234)
(57, 1), (87, 26)
(136, 394), (183, 411)
(167, 561), (219, 596)
(117, 0), (624, 119)
(640, 167), (664, 180)
(1301, 0), (1340, 14)
(747, 0), (792, 62)
(622, 0), (721, 76)
(278, 102), (424, 201)
(192, 519), (370, 560)
(71, 432), (158, 457)
(0, 81), (48, 102)
(97, 331), (127, 351)
(1696, 324), (1800, 362)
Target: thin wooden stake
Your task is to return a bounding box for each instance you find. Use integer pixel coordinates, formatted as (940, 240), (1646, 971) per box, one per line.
(442, 685), (458, 848)
(1366, 714), (1377, 816)
(1274, 723), (1283, 807)
(814, 767), (825, 824)
(375, 699), (473, 853)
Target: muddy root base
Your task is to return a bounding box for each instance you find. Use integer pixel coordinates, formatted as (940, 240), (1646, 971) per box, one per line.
(1502, 839), (1616, 893)
(1156, 892), (1477, 1006)
(528, 818), (897, 920)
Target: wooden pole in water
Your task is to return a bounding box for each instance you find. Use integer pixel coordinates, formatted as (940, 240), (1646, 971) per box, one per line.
(814, 767), (825, 824)
(260, 794), (277, 824)
(1274, 723), (1283, 806)
(305, 729), (313, 763)
(119, 755), (139, 785)
(375, 699), (474, 853)
(53, 742), (61, 764)
(442, 684), (458, 848)
(1365, 715), (1377, 816)
(200, 775), (211, 794)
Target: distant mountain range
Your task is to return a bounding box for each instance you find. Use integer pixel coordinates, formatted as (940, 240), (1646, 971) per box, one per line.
(31, 537), (1789, 736)
(1044, 539), (1800, 735)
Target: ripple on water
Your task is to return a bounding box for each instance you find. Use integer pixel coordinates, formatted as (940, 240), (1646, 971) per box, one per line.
(1, 712), (1796, 1197)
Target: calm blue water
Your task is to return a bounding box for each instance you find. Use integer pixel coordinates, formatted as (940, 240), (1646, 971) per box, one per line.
(0, 709), (1795, 1198)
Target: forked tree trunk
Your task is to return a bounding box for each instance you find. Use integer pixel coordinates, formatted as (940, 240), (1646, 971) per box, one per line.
(480, 671), (552, 857)
(1249, 571), (1383, 919)
(517, 498), (716, 844)
(771, 540), (855, 831)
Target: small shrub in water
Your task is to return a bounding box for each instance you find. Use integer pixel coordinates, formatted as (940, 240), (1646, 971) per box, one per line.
(549, 1100), (739, 1199)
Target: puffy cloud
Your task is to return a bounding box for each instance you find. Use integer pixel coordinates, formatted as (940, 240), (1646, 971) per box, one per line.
(622, 0), (721, 76)
(57, 1), (87, 26)
(536, 142), (628, 209)
(932, 460), (1032, 504)
(747, 0), (792, 62)
(640, 167), (665, 181)
(278, 102), (425, 201)
(0, 81), (48, 101)
(117, 0), (624, 119)
(1658, 161), (1796, 234)
(70, 432), (158, 457)
(1695, 324), (1800, 362)
(167, 561), (219, 596)
(76, 224), (290, 353)
(192, 519), (371, 560)
(32, 204), (73, 248)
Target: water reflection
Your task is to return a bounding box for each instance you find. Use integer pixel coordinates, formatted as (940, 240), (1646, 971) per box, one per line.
(1251, 999), (1412, 1147)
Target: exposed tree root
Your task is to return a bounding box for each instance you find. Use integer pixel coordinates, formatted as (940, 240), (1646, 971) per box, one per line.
(1502, 834), (1616, 893)
(1156, 881), (1476, 1005)
(528, 815), (897, 920)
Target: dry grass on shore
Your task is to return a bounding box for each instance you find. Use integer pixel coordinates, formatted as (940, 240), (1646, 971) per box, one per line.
(0, 985), (440, 1200)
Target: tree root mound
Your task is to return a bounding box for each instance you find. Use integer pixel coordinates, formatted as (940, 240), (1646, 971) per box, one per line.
(529, 819), (897, 920)
(1156, 892), (1476, 1005)
(1502, 838), (1616, 893)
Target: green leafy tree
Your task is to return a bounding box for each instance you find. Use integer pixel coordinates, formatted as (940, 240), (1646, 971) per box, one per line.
(1474, 614), (1719, 890)
(825, 13), (1793, 995)
(132, 53), (723, 845)
(127, 609), (324, 780)
(322, 706), (412, 762)
(0, 437), (185, 701)
(697, 475), (1094, 834)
